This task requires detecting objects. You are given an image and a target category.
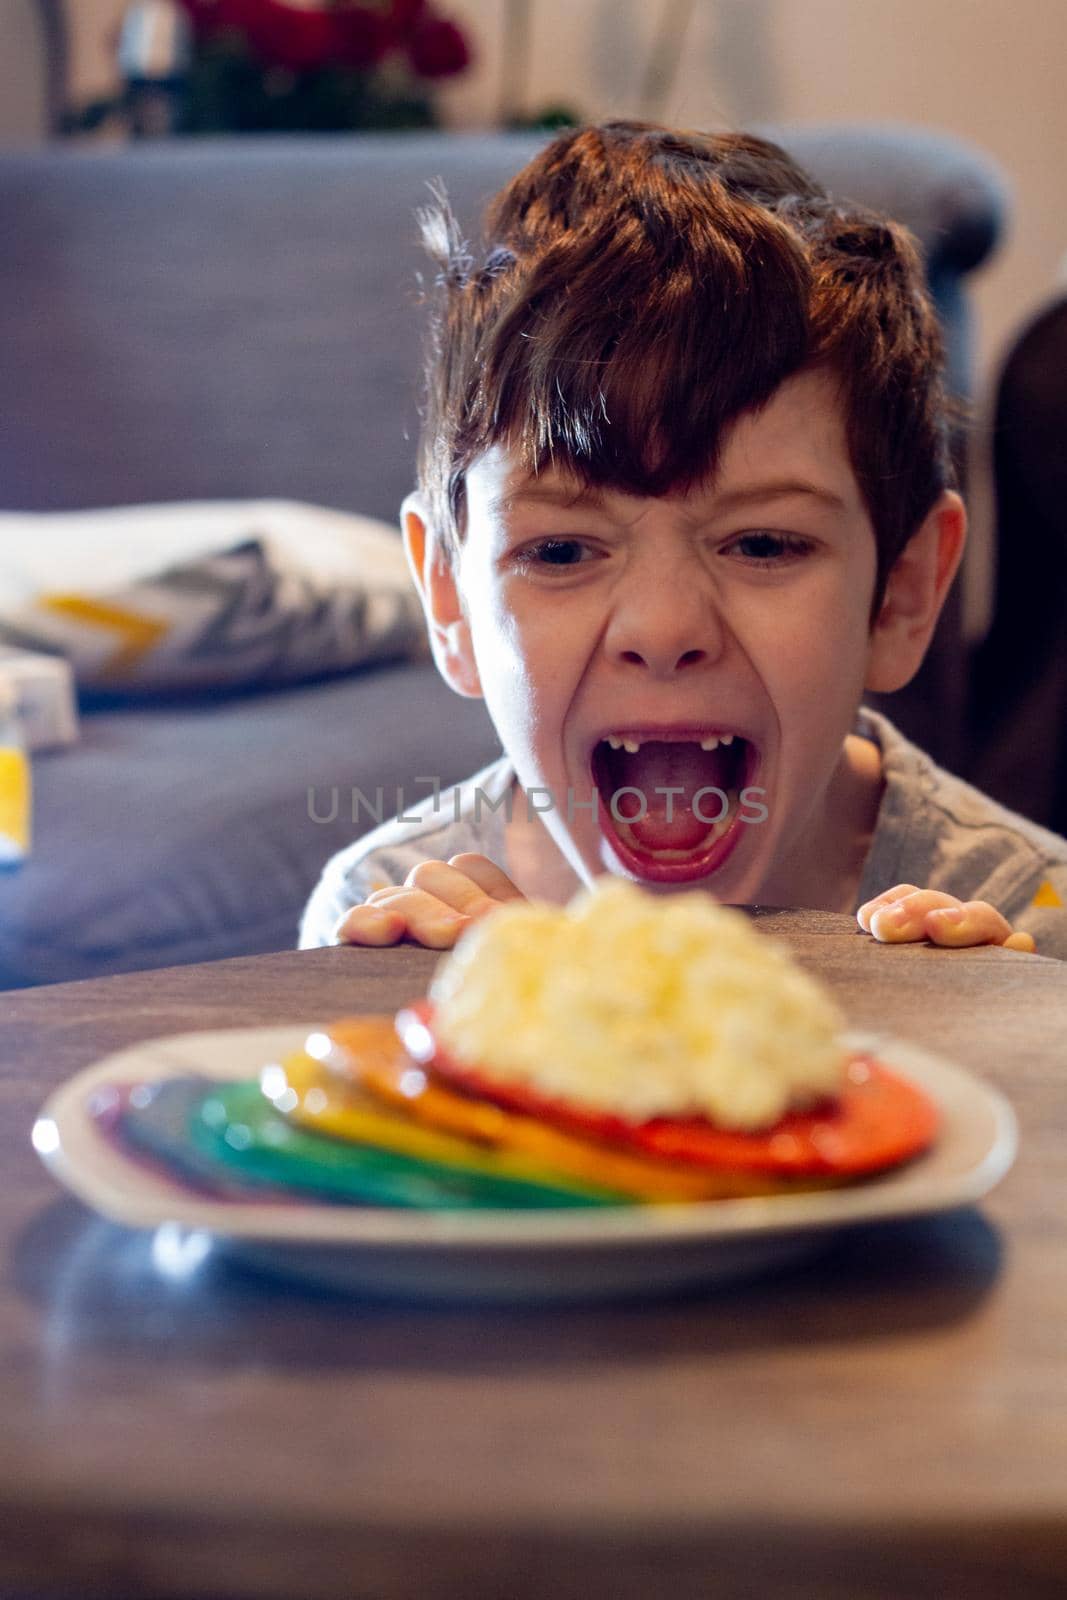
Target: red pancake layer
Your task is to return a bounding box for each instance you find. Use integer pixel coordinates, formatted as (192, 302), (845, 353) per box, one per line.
(396, 1000), (940, 1178)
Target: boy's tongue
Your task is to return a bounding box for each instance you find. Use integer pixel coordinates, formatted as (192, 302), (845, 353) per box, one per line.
(605, 740), (735, 851)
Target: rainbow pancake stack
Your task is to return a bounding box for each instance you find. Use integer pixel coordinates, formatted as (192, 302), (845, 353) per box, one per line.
(98, 883), (939, 1211)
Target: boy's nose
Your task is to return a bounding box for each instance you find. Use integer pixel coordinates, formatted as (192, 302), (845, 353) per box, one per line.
(604, 566), (725, 677)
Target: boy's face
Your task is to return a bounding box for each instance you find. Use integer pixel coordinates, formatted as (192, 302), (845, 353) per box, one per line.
(412, 368), (959, 902)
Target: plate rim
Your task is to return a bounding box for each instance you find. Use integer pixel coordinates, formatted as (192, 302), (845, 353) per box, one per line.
(33, 1024), (1018, 1253)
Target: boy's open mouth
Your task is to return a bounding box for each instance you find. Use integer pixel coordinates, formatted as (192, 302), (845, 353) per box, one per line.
(590, 732), (758, 884)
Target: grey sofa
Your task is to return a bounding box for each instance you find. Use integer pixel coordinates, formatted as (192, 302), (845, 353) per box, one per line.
(0, 126), (1008, 989)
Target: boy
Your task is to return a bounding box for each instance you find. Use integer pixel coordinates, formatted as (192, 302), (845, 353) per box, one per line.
(300, 122), (1067, 958)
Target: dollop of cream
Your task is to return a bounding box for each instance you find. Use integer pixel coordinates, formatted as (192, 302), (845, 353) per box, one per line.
(428, 880), (847, 1131)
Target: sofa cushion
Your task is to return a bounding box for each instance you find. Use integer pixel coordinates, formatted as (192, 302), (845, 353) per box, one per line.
(0, 661), (501, 988)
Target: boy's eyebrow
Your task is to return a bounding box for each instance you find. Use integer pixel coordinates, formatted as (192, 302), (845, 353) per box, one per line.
(492, 477), (850, 519)
(491, 482), (603, 514)
(711, 478), (851, 515)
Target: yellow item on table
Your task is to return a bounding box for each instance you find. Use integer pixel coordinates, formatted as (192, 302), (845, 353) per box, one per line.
(0, 749), (30, 861)
(0, 681), (31, 867)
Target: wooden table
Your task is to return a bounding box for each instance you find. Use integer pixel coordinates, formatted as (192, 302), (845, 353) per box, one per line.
(2, 913), (1065, 1600)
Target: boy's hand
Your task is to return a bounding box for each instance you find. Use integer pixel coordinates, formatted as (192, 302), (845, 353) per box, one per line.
(334, 854), (526, 950)
(857, 884), (1036, 953)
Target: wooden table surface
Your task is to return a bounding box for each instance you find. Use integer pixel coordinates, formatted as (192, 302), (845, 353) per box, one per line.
(1, 914), (1065, 1600)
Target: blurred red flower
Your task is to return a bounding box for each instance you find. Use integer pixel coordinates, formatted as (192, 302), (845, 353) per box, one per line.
(387, 0), (429, 30)
(247, 3), (346, 72)
(333, 7), (394, 69)
(176, 0), (469, 80)
(406, 15), (471, 77)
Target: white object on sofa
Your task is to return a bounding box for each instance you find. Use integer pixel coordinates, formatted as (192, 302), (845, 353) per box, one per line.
(0, 650), (79, 750)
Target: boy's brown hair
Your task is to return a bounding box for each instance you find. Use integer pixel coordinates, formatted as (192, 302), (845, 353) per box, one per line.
(415, 121), (955, 619)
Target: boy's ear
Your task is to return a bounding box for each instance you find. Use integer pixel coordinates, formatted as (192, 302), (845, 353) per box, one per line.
(864, 490), (967, 694)
(400, 490), (483, 699)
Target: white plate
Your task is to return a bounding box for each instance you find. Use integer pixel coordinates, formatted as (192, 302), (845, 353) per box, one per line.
(33, 1026), (1017, 1303)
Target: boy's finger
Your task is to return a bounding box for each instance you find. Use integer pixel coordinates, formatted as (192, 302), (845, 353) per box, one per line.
(855, 883), (922, 933)
(1002, 930), (1037, 953)
(335, 889), (469, 950)
(404, 858), (515, 918)
(333, 902), (405, 946)
(447, 853), (526, 902)
(866, 888), (962, 942)
(924, 900), (1015, 949)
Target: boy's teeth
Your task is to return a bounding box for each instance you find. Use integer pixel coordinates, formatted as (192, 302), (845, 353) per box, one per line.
(602, 732), (740, 752)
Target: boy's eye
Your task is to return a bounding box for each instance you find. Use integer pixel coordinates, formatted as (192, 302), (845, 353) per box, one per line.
(725, 531), (813, 567)
(516, 538), (594, 569)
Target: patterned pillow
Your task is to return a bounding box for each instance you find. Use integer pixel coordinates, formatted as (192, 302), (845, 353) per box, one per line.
(0, 501), (428, 693)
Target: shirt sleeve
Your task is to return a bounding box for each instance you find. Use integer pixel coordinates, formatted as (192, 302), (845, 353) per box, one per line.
(1002, 861), (1067, 961)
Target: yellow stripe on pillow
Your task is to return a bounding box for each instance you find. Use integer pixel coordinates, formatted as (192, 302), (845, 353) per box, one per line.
(36, 594), (169, 675)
